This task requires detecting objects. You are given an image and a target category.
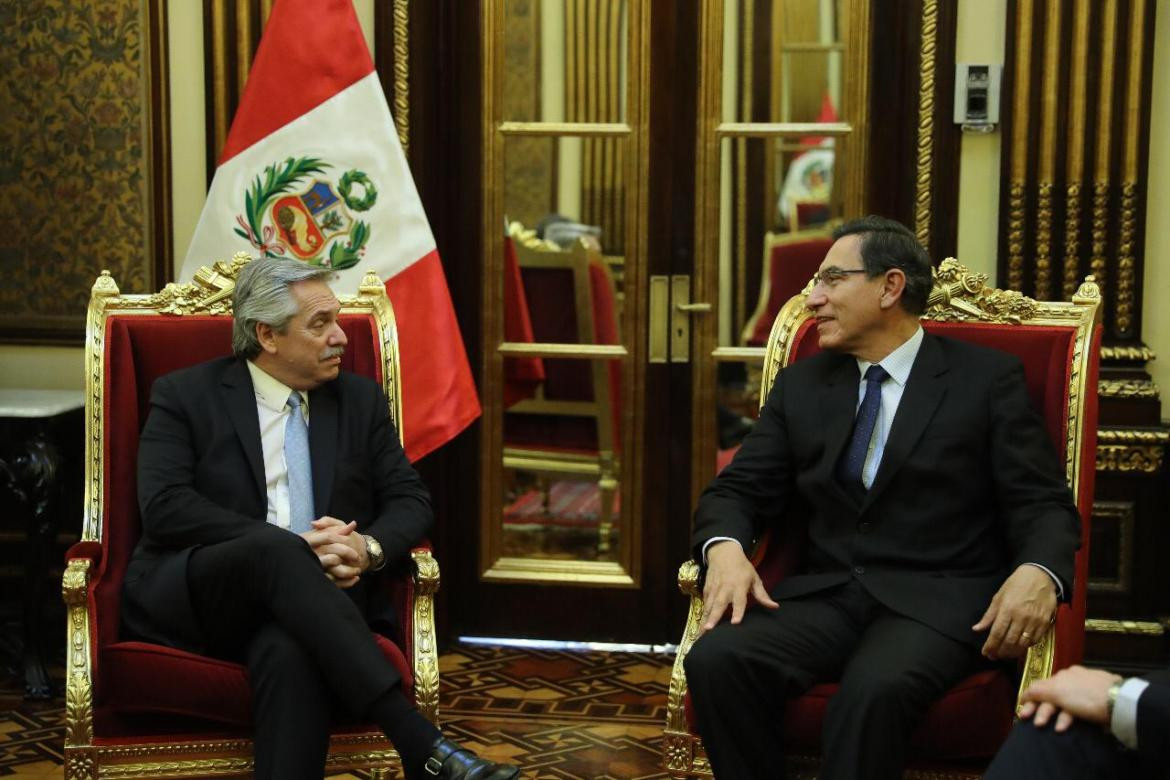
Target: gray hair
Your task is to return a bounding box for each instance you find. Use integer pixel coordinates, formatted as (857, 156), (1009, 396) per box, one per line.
(231, 257), (333, 358)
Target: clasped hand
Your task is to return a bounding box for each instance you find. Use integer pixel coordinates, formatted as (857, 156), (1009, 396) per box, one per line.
(300, 516), (368, 588)
(973, 564), (1058, 660)
(699, 541), (779, 633)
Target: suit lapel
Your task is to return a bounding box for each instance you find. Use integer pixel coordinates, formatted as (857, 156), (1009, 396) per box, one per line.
(221, 360), (266, 503)
(308, 384), (338, 517)
(862, 332), (948, 510)
(818, 356), (861, 505)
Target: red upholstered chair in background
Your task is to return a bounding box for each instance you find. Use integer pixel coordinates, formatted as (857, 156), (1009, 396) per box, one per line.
(740, 228), (836, 347)
(502, 224), (623, 554)
(503, 233), (547, 408)
(665, 259), (1103, 779)
(62, 255), (439, 779)
(787, 198), (833, 233)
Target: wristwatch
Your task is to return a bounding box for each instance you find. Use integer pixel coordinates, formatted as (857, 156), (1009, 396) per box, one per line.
(1106, 678), (1123, 721)
(362, 534), (386, 572)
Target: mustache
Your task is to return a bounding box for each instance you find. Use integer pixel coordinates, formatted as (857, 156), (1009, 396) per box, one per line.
(320, 345), (345, 360)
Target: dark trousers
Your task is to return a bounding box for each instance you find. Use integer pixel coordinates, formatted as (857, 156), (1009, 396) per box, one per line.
(184, 530), (402, 780)
(684, 580), (981, 780)
(984, 719), (1165, 780)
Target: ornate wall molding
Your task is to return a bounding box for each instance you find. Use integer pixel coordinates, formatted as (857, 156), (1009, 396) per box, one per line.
(1096, 445), (1164, 474)
(204, 0), (274, 181)
(1101, 345), (1156, 362)
(998, 0), (1154, 346)
(392, 0), (410, 154)
(912, 0), (939, 249)
(1088, 500), (1134, 594)
(1098, 379), (1159, 399)
(1096, 429), (1170, 445)
(1085, 619), (1165, 636)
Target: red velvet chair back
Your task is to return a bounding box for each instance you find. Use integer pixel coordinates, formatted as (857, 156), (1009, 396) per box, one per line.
(65, 262), (436, 777)
(503, 234), (622, 457)
(502, 236), (546, 407)
(741, 231), (834, 347)
(93, 314), (383, 666)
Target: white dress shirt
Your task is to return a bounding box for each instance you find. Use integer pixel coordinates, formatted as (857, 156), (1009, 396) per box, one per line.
(853, 327), (923, 489)
(246, 360), (309, 530)
(1111, 677), (1149, 749)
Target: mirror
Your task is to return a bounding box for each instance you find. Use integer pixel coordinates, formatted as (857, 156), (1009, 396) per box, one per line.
(712, 0), (847, 463)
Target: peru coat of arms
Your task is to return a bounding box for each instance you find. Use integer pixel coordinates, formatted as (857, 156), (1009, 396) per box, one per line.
(233, 157), (377, 271)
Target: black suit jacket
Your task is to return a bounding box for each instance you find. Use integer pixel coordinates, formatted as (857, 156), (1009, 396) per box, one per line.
(122, 356), (433, 651)
(1137, 670), (1170, 764)
(693, 332), (1080, 647)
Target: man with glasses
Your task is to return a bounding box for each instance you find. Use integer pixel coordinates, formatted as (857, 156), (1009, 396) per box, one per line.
(684, 216), (1079, 779)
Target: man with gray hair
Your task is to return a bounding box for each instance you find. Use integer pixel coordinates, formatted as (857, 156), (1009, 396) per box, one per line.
(122, 257), (517, 780)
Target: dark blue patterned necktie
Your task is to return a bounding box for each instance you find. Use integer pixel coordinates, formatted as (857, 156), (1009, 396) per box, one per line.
(839, 364), (890, 489)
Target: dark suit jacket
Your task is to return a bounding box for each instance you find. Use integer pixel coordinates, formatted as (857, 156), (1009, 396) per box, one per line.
(1137, 670), (1170, 764)
(693, 332), (1080, 647)
(122, 356), (433, 652)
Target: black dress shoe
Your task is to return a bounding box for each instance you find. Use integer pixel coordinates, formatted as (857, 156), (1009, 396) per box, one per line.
(420, 737), (520, 779)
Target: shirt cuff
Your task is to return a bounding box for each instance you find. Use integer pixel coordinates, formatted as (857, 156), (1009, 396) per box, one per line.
(701, 537), (742, 565)
(1023, 562), (1065, 601)
(1110, 677), (1149, 750)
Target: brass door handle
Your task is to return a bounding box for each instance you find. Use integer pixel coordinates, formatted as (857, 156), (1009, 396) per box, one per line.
(650, 275), (708, 363)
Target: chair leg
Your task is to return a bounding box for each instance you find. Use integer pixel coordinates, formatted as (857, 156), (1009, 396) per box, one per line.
(538, 475), (552, 514)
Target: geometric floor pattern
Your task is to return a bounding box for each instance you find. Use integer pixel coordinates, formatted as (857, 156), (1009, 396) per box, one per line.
(0, 642), (674, 778)
(435, 644), (672, 779)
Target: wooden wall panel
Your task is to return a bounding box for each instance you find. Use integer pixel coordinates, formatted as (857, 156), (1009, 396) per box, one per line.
(999, 0), (1169, 671)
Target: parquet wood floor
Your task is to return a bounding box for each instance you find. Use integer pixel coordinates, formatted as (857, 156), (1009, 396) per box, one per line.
(0, 642), (674, 778)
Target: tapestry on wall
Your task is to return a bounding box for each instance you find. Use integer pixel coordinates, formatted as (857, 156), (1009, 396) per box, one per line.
(0, 1), (166, 341)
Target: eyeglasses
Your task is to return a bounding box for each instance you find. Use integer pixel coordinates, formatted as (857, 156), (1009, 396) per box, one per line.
(811, 267), (868, 288)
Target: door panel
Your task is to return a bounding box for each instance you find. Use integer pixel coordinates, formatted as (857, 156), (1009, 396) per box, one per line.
(456, 0), (866, 643)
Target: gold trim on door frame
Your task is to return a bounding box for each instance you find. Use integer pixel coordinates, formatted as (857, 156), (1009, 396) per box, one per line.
(688, 0), (871, 510)
(479, 1), (651, 587)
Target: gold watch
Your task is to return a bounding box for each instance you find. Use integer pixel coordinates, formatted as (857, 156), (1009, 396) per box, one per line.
(362, 534), (386, 571)
(1106, 678), (1123, 720)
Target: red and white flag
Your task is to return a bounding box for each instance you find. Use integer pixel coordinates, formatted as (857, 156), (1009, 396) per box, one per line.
(180, 0), (480, 461)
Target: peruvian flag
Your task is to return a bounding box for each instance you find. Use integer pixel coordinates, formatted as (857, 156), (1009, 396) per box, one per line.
(180, 0), (480, 461)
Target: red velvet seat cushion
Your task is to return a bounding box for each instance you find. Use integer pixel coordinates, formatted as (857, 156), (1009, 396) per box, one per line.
(98, 635), (412, 732)
(685, 668), (1014, 762)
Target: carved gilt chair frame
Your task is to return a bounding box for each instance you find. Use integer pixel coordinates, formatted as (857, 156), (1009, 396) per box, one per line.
(63, 254), (440, 779)
(665, 259), (1102, 779)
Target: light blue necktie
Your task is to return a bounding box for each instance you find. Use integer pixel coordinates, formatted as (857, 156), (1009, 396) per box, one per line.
(285, 392), (314, 534)
(839, 364), (889, 490)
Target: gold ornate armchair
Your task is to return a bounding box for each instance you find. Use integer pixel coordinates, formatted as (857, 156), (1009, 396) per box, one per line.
(63, 255), (440, 778)
(502, 223), (623, 553)
(666, 260), (1103, 778)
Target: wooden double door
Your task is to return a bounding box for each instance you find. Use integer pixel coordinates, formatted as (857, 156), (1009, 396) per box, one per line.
(395, 1), (948, 644)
